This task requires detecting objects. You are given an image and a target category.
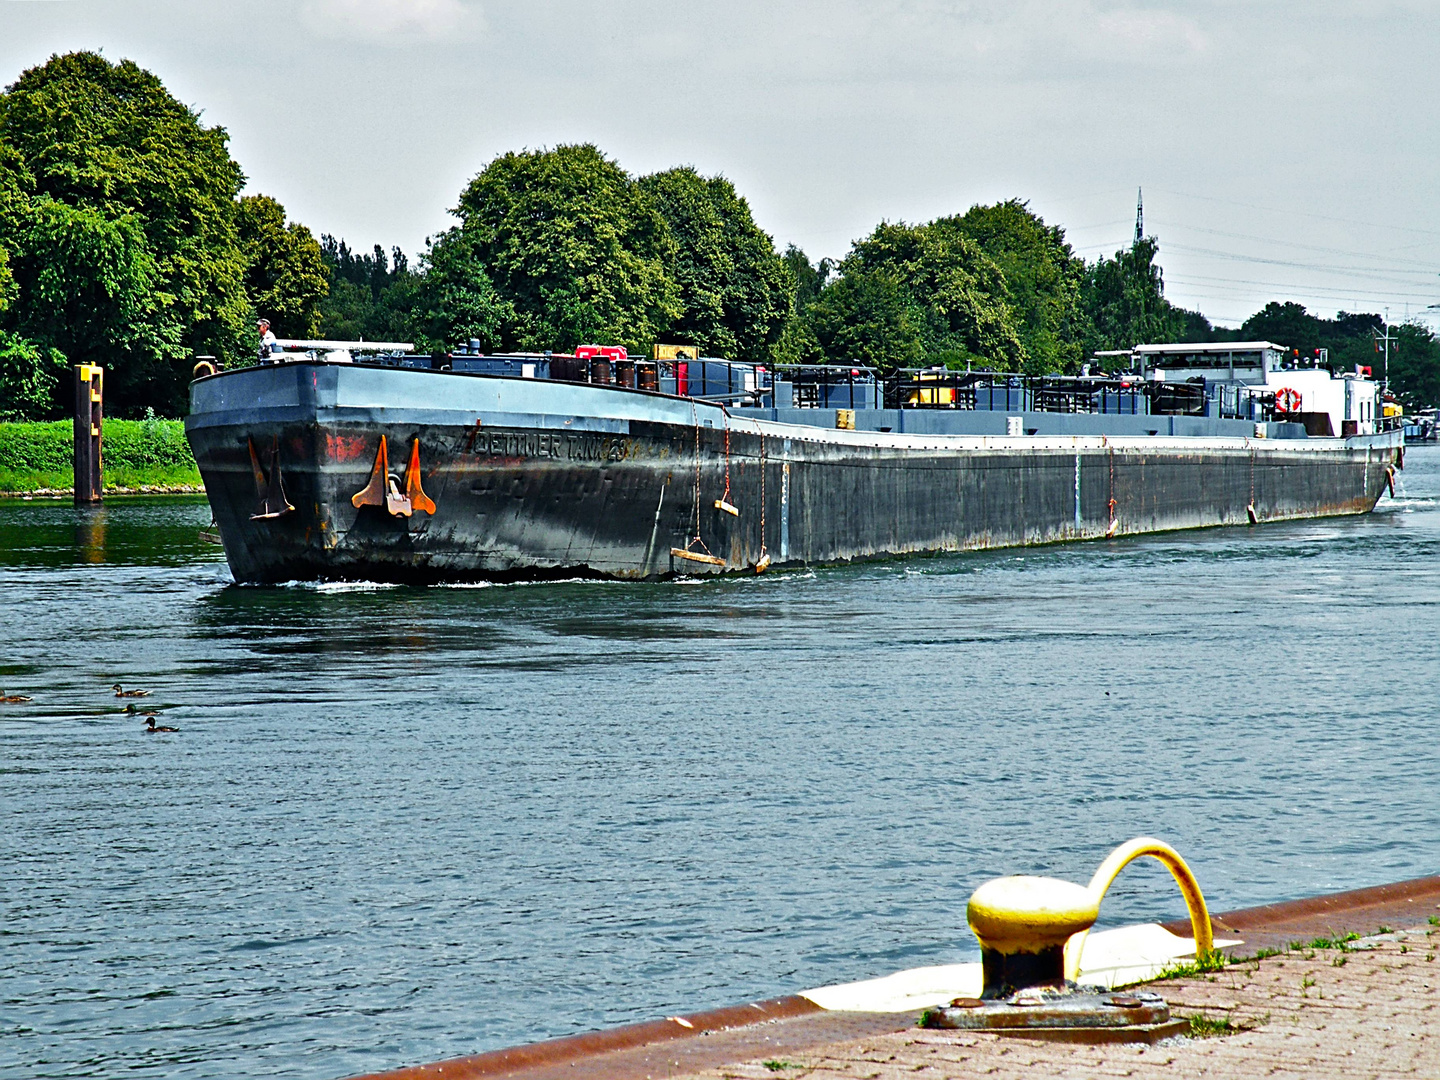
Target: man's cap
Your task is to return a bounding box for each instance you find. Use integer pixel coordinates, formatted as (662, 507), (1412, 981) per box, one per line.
(257, 318), (270, 327)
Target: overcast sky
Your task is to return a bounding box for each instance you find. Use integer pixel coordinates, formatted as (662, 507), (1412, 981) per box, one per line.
(4, 0), (1439, 329)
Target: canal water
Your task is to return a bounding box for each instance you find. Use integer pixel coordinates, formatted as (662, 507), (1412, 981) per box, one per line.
(4, 449), (1439, 1079)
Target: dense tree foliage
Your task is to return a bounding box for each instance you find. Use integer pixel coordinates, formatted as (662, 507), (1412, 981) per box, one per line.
(771, 245), (830, 364)
(807, 219), (1024, 371)
(783, 244), (831, 311)
(404, 230), (515, 351)
(947, 201), (1086, 373)
(1080, 237), (1187, 356)
(0, 52), (250, 415)
(637, 167), (792, 363)
(316, 236), (420, 343)
(0, 52), (331, 417)
(395, 146), (796, 360)
(1239, 301), (1383, 372)
(237, 195), (328, 339)
(3, 54), (1439, 418)
(803, 270), (927, 369)
(1390, 323), (1440, 409)
(0, 229), (66, 421)
(447, 144), (679, 354)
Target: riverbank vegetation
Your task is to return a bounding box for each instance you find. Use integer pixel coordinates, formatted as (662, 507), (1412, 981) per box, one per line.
(0, 418), (200, 492)
(3, 50), (1439, 426)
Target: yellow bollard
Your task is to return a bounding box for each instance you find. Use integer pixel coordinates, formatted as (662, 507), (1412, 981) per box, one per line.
(1063, 837), (1213, 981)
(966, 836), (1213, 998)
(968, 875), (1098, 997)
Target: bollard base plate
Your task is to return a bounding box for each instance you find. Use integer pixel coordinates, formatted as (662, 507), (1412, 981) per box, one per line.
(993, 1018), (1190, 1045)
(922, 989), (1173, 1040)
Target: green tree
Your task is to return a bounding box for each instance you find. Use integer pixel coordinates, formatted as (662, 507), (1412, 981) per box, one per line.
(236, 194), (328, 339)
(771, 245), (829, 365)
(317, 237), (400, 341)
(804, 269), (927, 370)
(0, 51), (251, 415)
(0, 228), (67, 420)
(1239, 302), (1383, 372)
(783, 244), (831, 311)
(0, 332), (67, 420)
(1080, 236), (1186, 354)
(1176, 307), (1236, 343)
(637, 167), (792, 363)
(1388, 323), (1440, 409)
(1240, 301), (1322, 355)
(0, 145), (47, 418)
(403, 228), (516, 351)
(7, 198), (165, 381)
(836, 219), (1024, 371)
(451, 144), (679, 353)
(1327, 312), (1387, 374)
(945, 200), (1085, 373)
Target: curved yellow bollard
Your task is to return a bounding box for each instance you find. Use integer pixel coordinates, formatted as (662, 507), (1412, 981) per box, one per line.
(1062, 836), (1214, 981)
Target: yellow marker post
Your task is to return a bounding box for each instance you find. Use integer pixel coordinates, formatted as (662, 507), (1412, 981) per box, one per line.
(73, 365), (104, 505)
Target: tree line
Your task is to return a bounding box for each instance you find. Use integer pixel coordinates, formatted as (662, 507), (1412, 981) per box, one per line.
(2, 52), (1437, 419)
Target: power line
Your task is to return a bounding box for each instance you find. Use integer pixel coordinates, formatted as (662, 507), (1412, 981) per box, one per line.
(1152, 187), (1440, 241)
(1160, 242), (1440, 281)
(1167, 275), (1438, 303)
(1159, 223), (1440, 272)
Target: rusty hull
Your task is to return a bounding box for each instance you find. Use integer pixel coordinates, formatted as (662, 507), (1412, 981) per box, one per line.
(185, 363), (1402, 584)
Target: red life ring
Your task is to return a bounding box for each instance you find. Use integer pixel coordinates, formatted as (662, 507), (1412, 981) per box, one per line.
(1275, 387), (1302, 413)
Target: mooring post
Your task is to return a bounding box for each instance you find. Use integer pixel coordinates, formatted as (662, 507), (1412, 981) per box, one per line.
(73, 364), (103, 505)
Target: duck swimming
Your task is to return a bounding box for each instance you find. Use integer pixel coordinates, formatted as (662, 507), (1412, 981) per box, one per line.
(1, 691), (33, 704)
(124, 703), (159, 718)
(143, 716), (179, 733)
(113, 683), (151, 698)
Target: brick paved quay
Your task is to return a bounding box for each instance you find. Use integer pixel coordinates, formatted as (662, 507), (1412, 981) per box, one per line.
(680, 929), (1440, 1080)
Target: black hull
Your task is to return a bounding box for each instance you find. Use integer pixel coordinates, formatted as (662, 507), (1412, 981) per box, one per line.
(186, 364), (1400, 584)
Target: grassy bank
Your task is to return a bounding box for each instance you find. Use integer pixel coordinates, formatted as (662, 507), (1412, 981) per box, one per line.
(0, 419), (203, 493)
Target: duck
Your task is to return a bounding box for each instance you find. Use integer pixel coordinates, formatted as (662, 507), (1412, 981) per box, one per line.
(124, 703), (160, 718)
(144, 716), (179, 733)
(1, 691), (33, 704)
(113, 683), (151, 698)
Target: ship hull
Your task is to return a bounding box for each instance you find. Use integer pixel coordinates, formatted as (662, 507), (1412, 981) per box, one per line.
(186, 364), (1401, 584)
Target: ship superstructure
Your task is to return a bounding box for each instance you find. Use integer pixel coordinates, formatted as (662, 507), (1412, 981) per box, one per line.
(1096, 341), (1383, 438)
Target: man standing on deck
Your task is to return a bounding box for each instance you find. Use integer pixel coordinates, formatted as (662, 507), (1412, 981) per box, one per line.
(257, 318), (278, 362)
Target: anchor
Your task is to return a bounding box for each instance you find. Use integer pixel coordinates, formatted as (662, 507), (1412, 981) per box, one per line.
(248, 436), (295, 520)
(351, 435), (436, 518)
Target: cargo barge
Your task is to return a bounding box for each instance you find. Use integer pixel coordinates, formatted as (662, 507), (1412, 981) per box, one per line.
(185, 341), (1403, 584)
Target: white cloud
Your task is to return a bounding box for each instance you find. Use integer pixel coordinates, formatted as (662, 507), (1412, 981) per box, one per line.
(301, 0), (482, 44)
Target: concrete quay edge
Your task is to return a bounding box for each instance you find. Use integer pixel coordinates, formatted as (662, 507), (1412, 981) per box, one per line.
(347, 872), (1440, 1080)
